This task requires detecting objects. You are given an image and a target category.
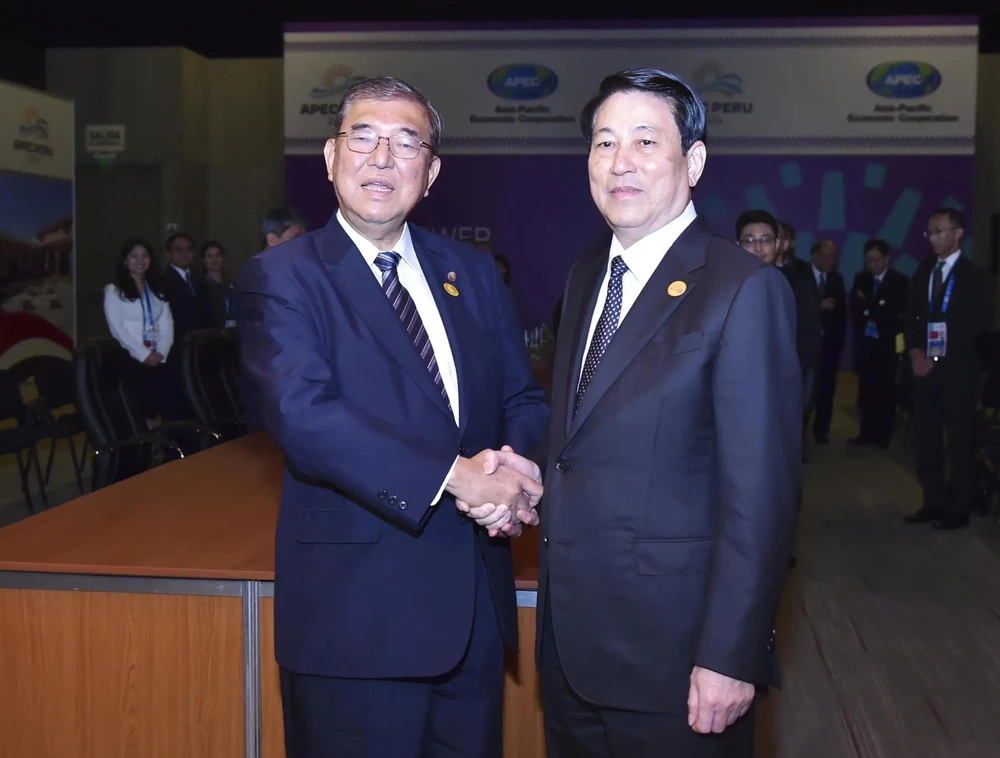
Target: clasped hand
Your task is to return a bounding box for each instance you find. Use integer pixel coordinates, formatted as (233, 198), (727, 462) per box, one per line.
(446, 446), (542, 538)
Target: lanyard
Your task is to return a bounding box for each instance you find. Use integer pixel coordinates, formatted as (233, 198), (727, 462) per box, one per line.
(224, 290), (231, 315)
(140, 283), (155, 327)
(930, 270), (956, 314)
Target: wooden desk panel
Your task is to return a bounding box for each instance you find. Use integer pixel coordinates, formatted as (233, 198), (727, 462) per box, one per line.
(0, 434), (283, 579)
(260, 597), (285, 758)
(0, 588), (243, 758)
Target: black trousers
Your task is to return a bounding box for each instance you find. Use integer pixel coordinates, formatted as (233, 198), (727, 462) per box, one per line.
(812, 344), (842, 442)
(913, 368), (980, 518)
(538, 599), (755, 758)
(279, 548), (504, 758)
(856, 338), (898, 446)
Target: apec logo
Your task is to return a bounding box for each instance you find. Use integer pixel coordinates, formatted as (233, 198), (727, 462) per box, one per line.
(866, 61), (942, 99)
(487, 64), (558, 100)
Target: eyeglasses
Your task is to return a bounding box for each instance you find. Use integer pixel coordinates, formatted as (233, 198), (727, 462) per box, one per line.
(337, 130), (433, 160)
(740, 235), (776, 249)
(924, 227), (956, 239)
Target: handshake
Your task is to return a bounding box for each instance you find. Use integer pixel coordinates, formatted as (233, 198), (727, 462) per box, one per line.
(444, 446), (543, 538)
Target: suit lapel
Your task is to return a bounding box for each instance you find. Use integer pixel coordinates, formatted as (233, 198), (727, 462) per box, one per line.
(318, 218), (453, 421)
(411, 232), (470, 434)
(565, 218), (712, 444)
(551, 255), (606, 440)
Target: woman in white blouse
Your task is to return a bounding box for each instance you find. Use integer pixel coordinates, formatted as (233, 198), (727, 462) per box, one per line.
(103, 236), (179, 419)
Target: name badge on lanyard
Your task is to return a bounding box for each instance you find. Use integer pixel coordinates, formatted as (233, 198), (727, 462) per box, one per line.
(141, 284), (159, 351)
(223, 291), (236, 330)
(927, 273), (955, 359)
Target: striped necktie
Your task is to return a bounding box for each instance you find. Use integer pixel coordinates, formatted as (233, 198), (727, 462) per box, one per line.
(374, 252), (451, 410)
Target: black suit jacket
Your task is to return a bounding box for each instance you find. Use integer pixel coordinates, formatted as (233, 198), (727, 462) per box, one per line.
(849, 268), (908, 352)
(163, 266), (215, 346)
(812, 268), (847, 354)
(905, 256), (992, 384)
(779, 264), (821, 373)
(538, 217), (801, 713)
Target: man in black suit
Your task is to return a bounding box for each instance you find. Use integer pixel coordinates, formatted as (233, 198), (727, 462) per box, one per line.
(904, 208), (992, 530)
(160, 232), (214, 422)
(499, 68), (800, 758)
(737, 210), (821, 402)
(810, 239), (847, 444)
(848, 239), (908, 447)
(162, 232), (214, 346)
(776, 220), (809, 280)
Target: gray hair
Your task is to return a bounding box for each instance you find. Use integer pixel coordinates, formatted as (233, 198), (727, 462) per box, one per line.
(333, 76), (443, 154)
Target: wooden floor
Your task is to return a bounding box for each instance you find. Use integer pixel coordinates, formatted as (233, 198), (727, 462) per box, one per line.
(758, 376), (1000, 757)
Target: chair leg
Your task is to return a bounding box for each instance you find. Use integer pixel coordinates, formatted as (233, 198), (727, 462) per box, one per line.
(44, 436), (57, 484)
(67, 436), (85, 495)
(28, 446), (49, 510)
(14, 450), (35, 514)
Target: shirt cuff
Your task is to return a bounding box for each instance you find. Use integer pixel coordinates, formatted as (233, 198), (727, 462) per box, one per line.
(432, 455), (460, 506)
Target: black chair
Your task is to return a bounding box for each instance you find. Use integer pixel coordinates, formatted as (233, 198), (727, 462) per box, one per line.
(23, 355), (89, 495)
(180, 328), (246, 440)
(0, 369), (49, 512)
(73, 338), (222, 490)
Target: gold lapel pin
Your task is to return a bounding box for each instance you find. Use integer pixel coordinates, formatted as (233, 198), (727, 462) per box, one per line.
(447, 271), (457, 282)
(444, 283), (460, 297)
(667, 280), (687, 297)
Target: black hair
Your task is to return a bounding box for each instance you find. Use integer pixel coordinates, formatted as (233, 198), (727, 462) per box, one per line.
(164, 232), (195, 252)
(864, 238), (890, 258)
(930, 207), (966, 230)
(493, 253), (511, 285)
(261, 206), (307, 246)
(580, 68), (707, 155)
(113, 236), (166, 301)
(200, 240), (224, 259)
(735, 210), (779, 241)
(778, 220), (796, 241)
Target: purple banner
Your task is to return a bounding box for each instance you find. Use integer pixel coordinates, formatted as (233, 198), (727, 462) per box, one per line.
(286, 153), (974, 331)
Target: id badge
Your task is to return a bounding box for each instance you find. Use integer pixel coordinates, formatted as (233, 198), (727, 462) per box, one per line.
(142, 324), (159, 352)
(864, 320), (879, 339)
(927, 321), (947, 358)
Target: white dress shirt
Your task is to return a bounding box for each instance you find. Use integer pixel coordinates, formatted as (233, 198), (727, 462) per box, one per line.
(927, 249), (961, 304)
(812, 263), (827, 290)
(103, 282), (174, 362)
(578, 201), (697, 390)
(337, 211), (460, 504)
(171, 263), (192, 286)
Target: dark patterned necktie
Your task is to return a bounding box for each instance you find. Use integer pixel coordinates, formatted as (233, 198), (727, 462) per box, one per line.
(931, 261), (945, 305)
(575, 255), (629, 414)
(374, 252), (451, 410)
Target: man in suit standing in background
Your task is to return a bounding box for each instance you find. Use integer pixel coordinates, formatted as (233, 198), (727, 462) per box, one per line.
(904, 208), (992, 530)
(506, 68), (800, 757)
(849, 238), (908, 448)
(262, 205), (308, 249)
(238, 76), (549, 757)
(162, 232), (215, 347)
(810, 238), (847, 444)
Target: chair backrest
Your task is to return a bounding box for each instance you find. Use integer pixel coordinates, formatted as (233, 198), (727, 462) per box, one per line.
(0, 369), (29, 426)
(182, 328), (242, 426)
(28, 355), (76, 412)
(74, 338), (145, 448)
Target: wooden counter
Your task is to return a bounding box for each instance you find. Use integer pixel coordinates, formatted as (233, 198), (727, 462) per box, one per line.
(0, 434), (544, 758)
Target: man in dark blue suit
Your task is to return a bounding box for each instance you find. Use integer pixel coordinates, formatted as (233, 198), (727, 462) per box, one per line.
(237, 77), (550, 757)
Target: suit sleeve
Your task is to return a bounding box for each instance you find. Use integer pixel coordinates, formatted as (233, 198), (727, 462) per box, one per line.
(793, 274), (821, 373)
(490, 257), (550, 460)
(697, 266), (801, 685)
(904, 271), (925, 353)
(237, 256), (458, 532)
(848, 273), (865, 318)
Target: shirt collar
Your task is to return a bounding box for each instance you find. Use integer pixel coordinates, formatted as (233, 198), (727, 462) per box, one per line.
(875, 269), (887, 283)
(608, 201), (697, 287)
(812, 263), (824, 280)
(171, 263), (189, 277)
(337, 209), (417, 272)
(938, 249), (961, 269)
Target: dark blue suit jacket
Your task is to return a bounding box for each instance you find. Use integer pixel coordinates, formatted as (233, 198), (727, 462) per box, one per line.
(237, 215), (549, 679)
